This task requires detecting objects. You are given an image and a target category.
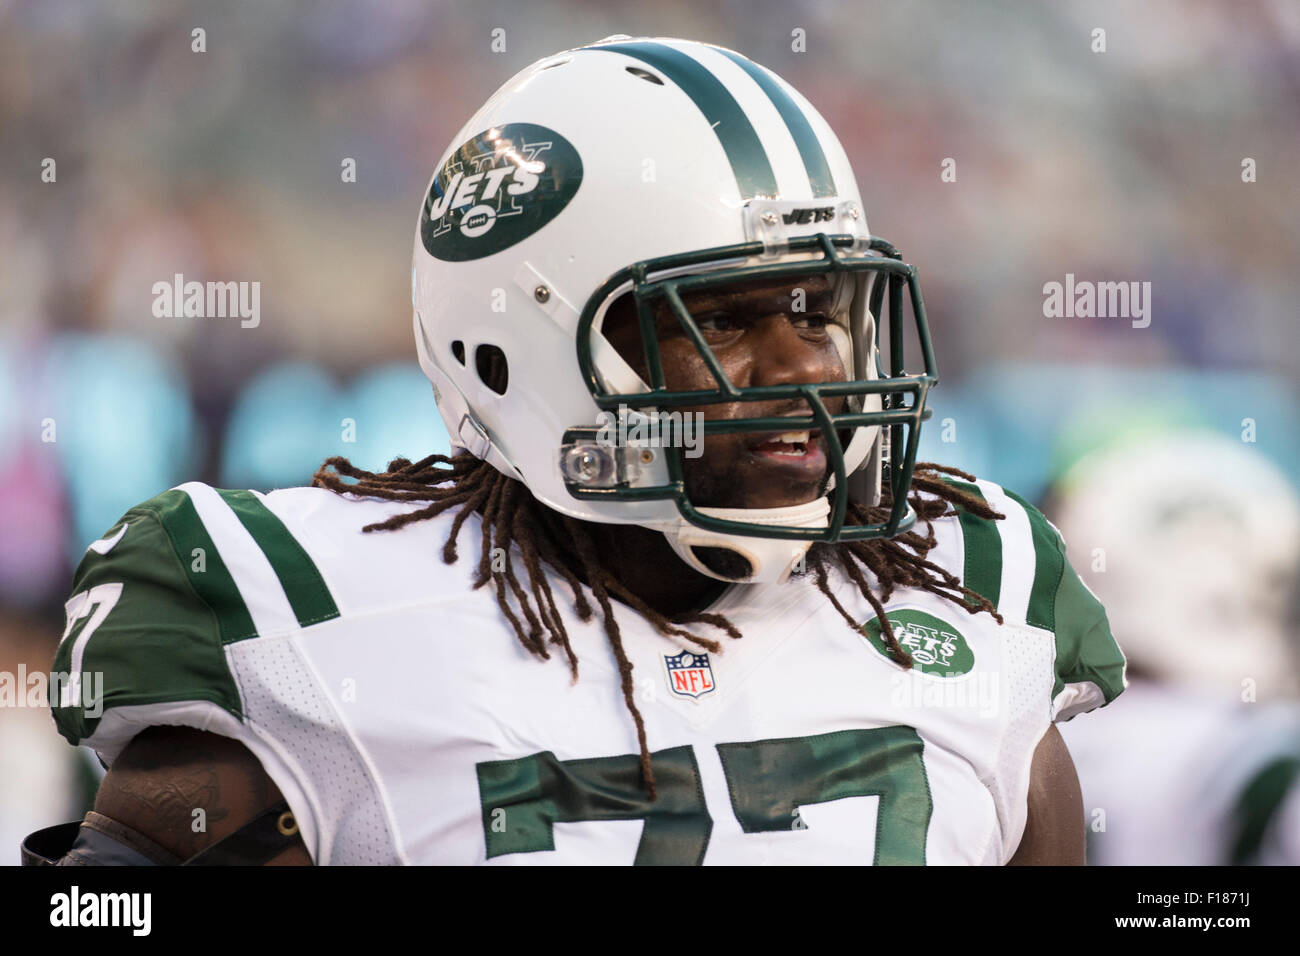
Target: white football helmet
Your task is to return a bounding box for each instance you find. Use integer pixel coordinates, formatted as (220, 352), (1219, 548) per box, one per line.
(1054, 431), (1300, 699)
(411, 36), (937, 584)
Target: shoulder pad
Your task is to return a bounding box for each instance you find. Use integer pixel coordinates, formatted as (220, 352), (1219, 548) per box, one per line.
(934, 475), (1128, 719)
(51, 484), (340, 746)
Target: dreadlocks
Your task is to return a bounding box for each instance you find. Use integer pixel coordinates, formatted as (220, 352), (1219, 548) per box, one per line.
(312, 450), (1003, 798)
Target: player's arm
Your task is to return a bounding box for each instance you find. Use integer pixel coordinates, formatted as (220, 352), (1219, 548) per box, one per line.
(1007, 724), (1085, 865)
(45, 494), (316, 865)
(75, 725), (312, 866)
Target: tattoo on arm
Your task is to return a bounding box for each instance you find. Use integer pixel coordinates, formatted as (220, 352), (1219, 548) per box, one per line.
(95, 726), (277, 861)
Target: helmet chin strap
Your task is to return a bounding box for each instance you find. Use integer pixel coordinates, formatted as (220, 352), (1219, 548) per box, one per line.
(661, 496), (831, 586)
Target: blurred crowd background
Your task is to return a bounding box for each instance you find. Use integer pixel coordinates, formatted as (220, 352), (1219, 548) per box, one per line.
(2, 0), (1298, 864)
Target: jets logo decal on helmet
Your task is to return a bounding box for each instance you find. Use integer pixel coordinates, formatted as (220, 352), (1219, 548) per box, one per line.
(420, 123), (583, 262)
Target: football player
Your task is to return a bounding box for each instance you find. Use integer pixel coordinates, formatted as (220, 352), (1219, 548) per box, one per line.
(1051, 431), (1300, 865)
(28, 36), (1125, 866)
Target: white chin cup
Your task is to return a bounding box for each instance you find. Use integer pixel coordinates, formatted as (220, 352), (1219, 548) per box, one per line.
(662, 496), (831, 585)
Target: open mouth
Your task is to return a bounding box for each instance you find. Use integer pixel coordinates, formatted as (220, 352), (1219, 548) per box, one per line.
(749, 429), (821, 457)
(745, 428), (828, 478)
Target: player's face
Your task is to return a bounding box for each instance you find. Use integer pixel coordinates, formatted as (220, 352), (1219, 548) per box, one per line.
(602, 273), (848, 509)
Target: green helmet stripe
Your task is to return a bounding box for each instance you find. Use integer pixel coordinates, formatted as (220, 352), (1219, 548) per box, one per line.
(217, 489), (340, 629)
(585, 41), (779, 199)
(713, 47), (837, 198)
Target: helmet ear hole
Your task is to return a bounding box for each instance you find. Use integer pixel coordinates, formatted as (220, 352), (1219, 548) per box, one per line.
(450, 340), (466, 365)
(475, 344), (509, 395)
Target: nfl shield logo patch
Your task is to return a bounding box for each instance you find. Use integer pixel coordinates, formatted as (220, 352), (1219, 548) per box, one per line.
(663, 650), (716, 700)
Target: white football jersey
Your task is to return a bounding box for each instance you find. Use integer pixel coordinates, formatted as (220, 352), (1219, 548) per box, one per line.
(1060, 679), (1300, 865)
(52, 477), (1126, 865)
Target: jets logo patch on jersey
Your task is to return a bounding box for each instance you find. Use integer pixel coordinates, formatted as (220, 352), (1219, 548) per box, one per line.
(663, 650), (716, 700)
(861, 609), (975, 678)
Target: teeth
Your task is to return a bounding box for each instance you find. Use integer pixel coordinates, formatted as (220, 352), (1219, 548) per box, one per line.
(778, 431), (810, 444)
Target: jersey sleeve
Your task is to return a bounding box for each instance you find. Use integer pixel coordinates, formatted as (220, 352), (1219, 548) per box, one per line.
(1046, 543), (1127, 721)
(1000, 488), (1128, 722)
(939, 476), (1127, 722)
(51, 488), (252, 754)
(51, 483), (346, 862)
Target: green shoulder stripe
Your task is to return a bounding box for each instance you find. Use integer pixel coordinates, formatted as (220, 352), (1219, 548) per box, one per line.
(145, 489), (258, 643)
(939, 477), (1002, 613)
(1002, 489), (1126, 710)
(216, 489), (339, 628)
(52, 493), (247, 745)
(1003, 489), (1063, 632)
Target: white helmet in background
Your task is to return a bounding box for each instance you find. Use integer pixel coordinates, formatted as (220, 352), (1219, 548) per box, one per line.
(1053, 431), (1300, 699)
(411, 36), (937, 583)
